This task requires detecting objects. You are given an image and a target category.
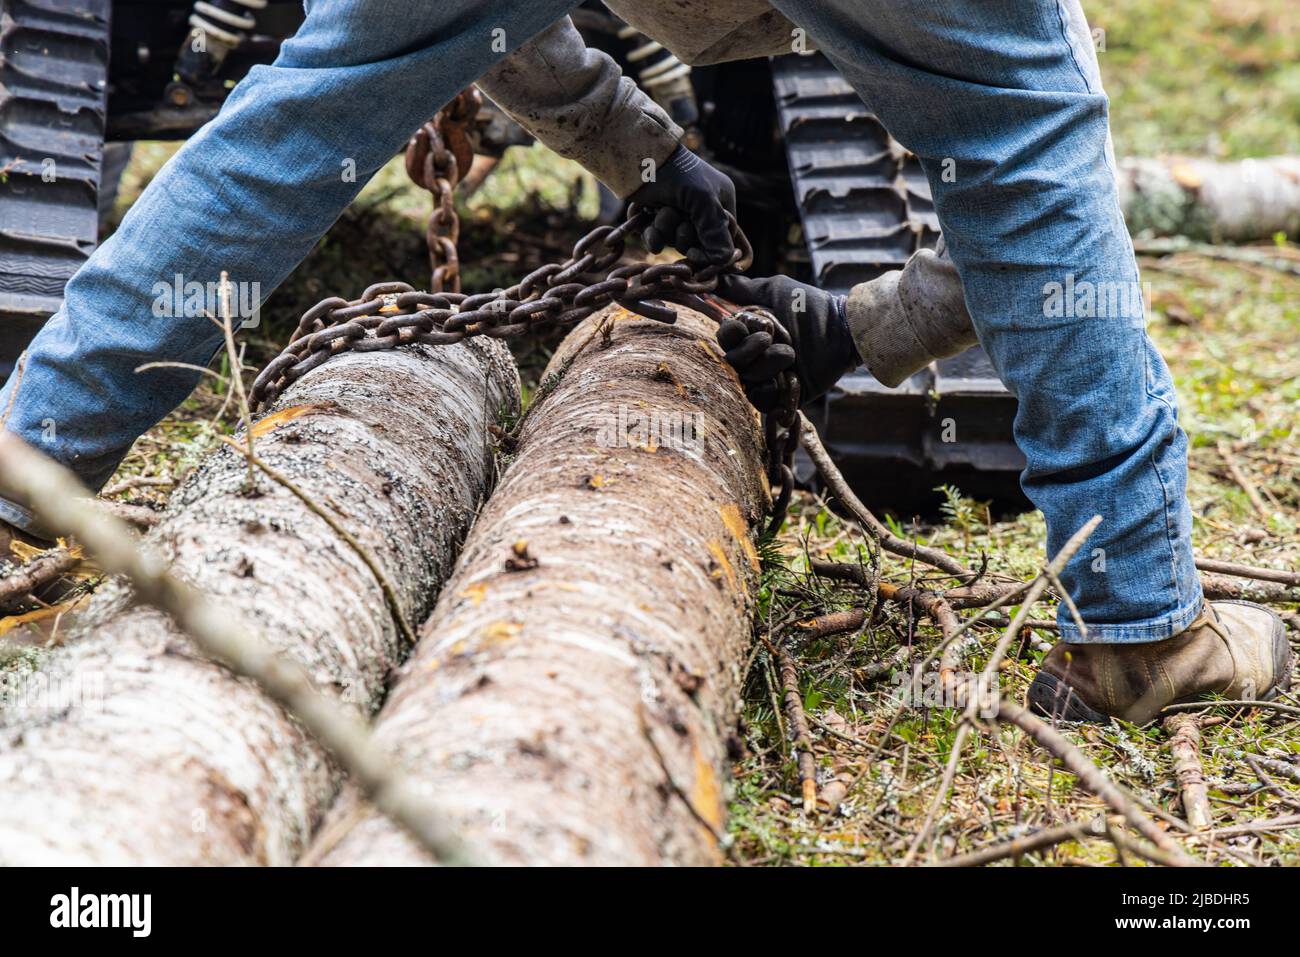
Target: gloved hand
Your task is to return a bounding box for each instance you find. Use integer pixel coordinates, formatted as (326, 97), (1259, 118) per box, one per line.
(714, 273), (861, 412)
(628, 144), (738, 266)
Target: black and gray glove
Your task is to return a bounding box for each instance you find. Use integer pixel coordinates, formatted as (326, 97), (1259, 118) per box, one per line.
(628, 145), (738, 266)
(714, 274), (861, 412)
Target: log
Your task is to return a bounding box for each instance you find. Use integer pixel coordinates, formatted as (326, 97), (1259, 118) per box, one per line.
(0, 339), (519, 865)
(308, 303), (769, 866)
(1117, 155), (1300, 242)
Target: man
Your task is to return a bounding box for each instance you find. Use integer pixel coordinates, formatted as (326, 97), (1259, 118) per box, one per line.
(0, 1), (1288, 724)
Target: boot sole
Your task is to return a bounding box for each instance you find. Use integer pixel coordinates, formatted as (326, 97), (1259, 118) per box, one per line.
(1027, 669), (1109, 724)
(1028, 603), (1295, 724)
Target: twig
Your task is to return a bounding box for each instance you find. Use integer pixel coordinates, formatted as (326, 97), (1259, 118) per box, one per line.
(217, 273), (259, 492)
(902, 721), (973, 866)
(0, 433), (472, 865)
(980, 516), (1102, 683)
(794, 607), (866, 640)
(997, 697), (1195, 864)
(1194, 558), (1300, 588)
(1132, 237), (1300, 278)
(1163, 713), (1213, 829)
(101, 475), (176, 498)
(0, 547), (79, 606)
(1217, 440), (1271, 522)
(1242, 754), (1300, 813)
(799, 413), (973, 580)
(1220, 748), (1300, 785)
(1162, 699), (1300, 720)
(96, 501), (161, 530)
(1200, 573), (1300, 605)
(933, 817), (1107, 867)
(768, 637), (817, 814)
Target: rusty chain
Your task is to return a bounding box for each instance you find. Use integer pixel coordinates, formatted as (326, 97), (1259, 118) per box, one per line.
(404, 87), (482, 293)
(251, 98), (800, 532)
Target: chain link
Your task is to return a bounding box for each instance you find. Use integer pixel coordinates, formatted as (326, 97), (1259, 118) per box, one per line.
(251, 102), (800, 532)
(404, 87), (482, 293)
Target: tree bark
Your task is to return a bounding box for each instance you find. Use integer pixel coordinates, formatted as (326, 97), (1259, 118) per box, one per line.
(308, 303), (769, 866)
(1117, 155), (1300, 242)
(0, 340), (518, 865)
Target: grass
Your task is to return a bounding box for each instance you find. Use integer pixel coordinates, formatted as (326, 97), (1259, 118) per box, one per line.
(4, 0), (1299, 866)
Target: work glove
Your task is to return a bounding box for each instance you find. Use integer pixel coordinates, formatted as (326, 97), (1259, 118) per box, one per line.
(628, 145), (738, 266)
(713, 274), (861, 412)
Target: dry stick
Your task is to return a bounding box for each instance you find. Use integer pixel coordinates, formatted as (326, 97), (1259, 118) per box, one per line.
(1194, 558), (1300, 588)
(979, 515), (1103, 684)
(101, 475), (176, 498)
(1200, 573), (1300, 605)
(795, 607), (866, 641)
(1220, 749), (1300, 785)
(997, 698), (1195, 864)
(1242, 754), (1300, 812)
(96, 501), (161, 530)
(0, 547), (79, 606)
(901, 519), (1099, 866)
(799, 412), (973, 580)
(934, 817), (1108, 867)
(769, 638), (818, 814)
(1217, 440), (1271, 522)
(902, 721), (974, 866)
(1163, 699), (1300, 720)
(1163, 713), (1213, 829)
(0, 434), (473, 866)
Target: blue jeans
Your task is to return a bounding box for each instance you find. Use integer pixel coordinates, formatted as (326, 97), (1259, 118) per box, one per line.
(0, 0), (1201, 643)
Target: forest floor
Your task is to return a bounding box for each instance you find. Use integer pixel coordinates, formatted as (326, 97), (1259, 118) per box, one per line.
(4, 0), (1299, 865)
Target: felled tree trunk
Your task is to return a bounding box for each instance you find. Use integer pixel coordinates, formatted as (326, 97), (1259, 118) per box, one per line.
(1117, 155), (1300, 242)
(0, 340), (518, 865)
(308, 304), (769, 866)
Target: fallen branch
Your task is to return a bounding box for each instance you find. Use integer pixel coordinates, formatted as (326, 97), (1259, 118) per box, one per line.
(771, 638), (818, 814)
(933, 818), (1107, 867)
(1163, 713), (1213, 829)
(997, 698), (1195, 864)
(1200, 573), (1300, 605)
(799, 413), (974, 580)
(0, 547), (79, 607)
(1194, 559), (1300, 589)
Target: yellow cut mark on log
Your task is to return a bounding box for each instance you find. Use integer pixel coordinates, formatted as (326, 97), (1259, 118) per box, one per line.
(706, 541), (736, 591)
(1170, 161), (1203, 191)
(695, 339), (743, 387)
(718, 503), (759, 571)
(0, 597), (87, 638)
(460, 582), (488, 606)
(250, 403), (330, 438)
(689, 739), (724, 833)
(481, 620), (522, 645)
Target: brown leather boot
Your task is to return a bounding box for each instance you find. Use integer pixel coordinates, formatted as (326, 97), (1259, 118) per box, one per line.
(1028, 602), (1293, 724)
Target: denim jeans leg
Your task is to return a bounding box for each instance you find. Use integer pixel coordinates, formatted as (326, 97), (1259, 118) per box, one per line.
(770, 0), (1202, 642)
(0, 0), (577, 526)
